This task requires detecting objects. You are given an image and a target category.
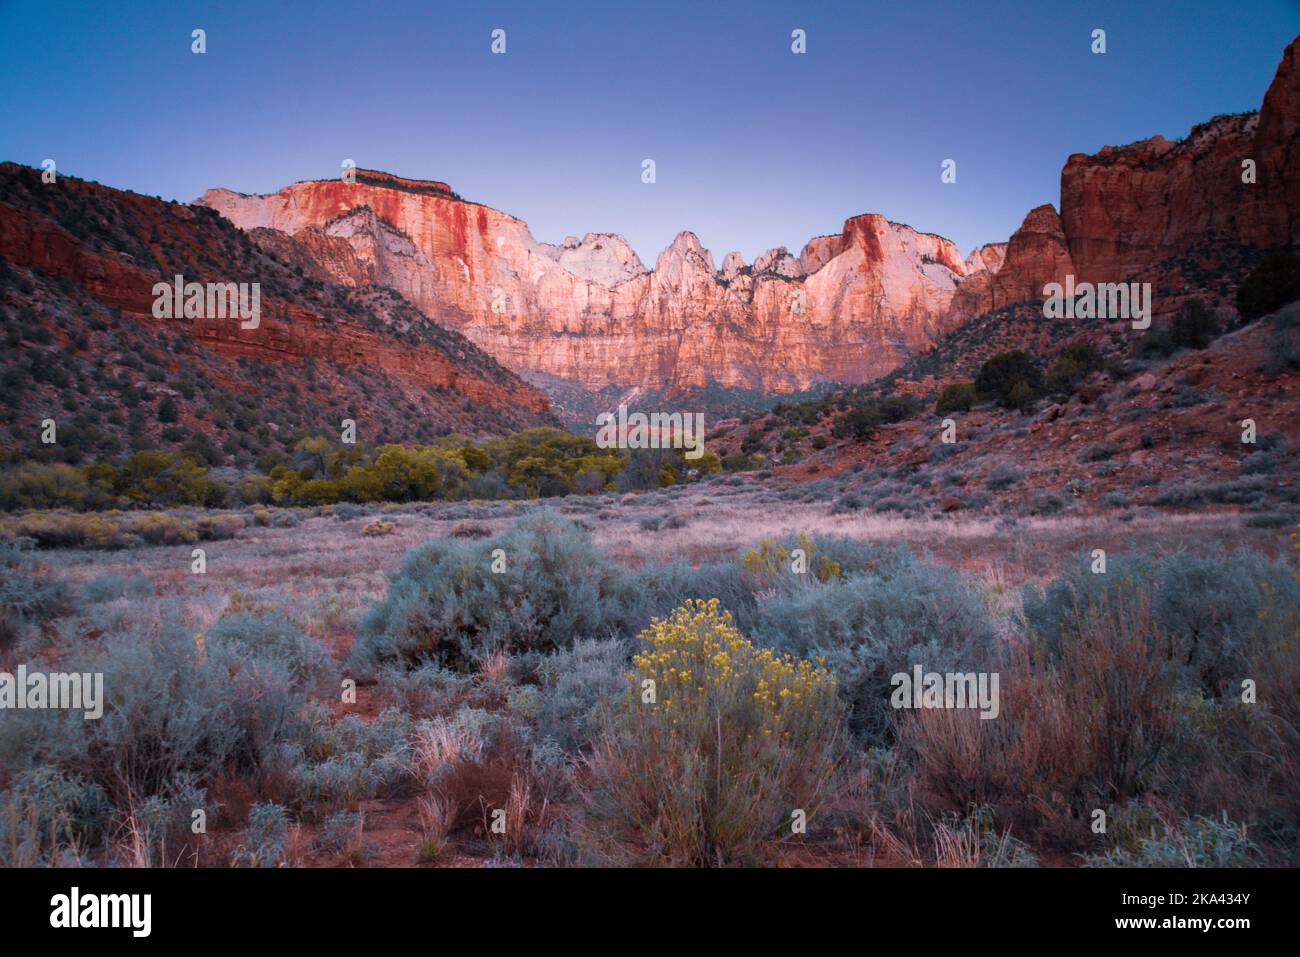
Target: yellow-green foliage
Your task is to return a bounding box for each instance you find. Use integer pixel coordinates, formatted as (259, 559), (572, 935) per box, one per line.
(0, 512), (124, 549)
(0, 510), (238, 549)
(657, 447), (723, 487)
(740, 532), (841, 587)
(0, 453), (223, 510)
(0, 462), (108, 510)
(0, 424), (722, 513)
(122, 512), (198, 546)
(631, 598), (838, 735)
(196, 513), (246, 540)
(484, 428), (624, 497)
(582, 599), (841, 865)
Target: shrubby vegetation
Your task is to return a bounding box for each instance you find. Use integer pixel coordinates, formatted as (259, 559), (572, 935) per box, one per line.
(935, 381), (977, 414)
(897, 548), (1299, 861)
(1044, 342), (1104, 396)
(0, 429), (721, 514)
(935, 343), (1105, 414)
(0, 509), (249, 550)
(1237, 247), (1300, 322)
(1134, 299), (1223, 358)
(0, 593), (325, 865)
(580, 600), (841, 865)
(351, 511), (634, 672)
(830, 395), (922, 440)
(3, 512), (1297, 867)
(0, 541), (71, 650)
(974, 350), (1044, 411)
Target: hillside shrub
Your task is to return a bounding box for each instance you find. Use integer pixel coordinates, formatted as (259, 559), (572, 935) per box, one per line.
(975, 351), (1043, 410)
(0, 601), (314, 810)
(749, 556), (999, 744)
(206, 610), (332, 690)
(350, 512), (631, 672)
(1170, 299), (1220, 349)
(1045, 343), (1103, 395)
(1023, 549), (1300, 696)
(1237, 248), (1300, 321)
(936, 381), (977, 414)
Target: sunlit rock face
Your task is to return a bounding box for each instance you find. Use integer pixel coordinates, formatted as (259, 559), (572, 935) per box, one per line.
(201, 176), (979, 392)
(199, 37), (1300, 394)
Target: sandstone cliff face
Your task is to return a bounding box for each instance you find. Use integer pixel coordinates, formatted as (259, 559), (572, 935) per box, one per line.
(798, 235), (847, 276)
(964, 243), (1007, 276)
(989, 205), (1076, 310)
(0, 164), (552, 424)
(944, 242), (1011, 325)
(720, 251), (746, 281)
(953, 38), (1300, 325)
(0, 200), (161, 315)
(200, 180), (978, 391)
(1060, 35), (1300, 283)
(196, 37), (1300, 395)
(1255, 36), (1300, 247)
(537, 233), (646, 286)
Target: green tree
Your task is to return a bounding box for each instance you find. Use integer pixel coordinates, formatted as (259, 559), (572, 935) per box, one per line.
(936, 381), (977, 414)
(975, 351), (1044, 409)
(1237, 248), (1300, 322)
(1170, 299), (1219, 349)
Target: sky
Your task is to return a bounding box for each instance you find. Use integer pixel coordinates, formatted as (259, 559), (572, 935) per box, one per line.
(1, 0), (1298, 265)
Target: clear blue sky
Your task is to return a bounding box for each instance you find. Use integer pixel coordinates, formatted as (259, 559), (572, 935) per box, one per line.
(2, 1), (1297, 264)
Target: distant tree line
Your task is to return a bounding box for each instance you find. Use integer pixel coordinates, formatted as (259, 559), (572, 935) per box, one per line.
(0, 429), (722, 511)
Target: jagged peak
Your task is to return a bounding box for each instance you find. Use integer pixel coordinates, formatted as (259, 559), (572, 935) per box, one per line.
(653, 230), (716, 276)
(963, 242), (1009, 276)
(752, 246), (804, 278)
(719, 251), (746, 280)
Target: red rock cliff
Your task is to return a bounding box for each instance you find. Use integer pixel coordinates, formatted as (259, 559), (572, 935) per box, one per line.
(1060, 36), (1300, 283)
(200, 178), (978, 392)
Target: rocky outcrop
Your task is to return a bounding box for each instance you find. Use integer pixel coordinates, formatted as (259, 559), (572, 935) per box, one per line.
(194, 37), (1300, 395)
(720, 251), (746, 281)
(0, 163), (552, 425)
(537, 232), (647, 287)
(0, 200), (161, 315)
(1255, 36), (1300, 246)
(990, 205), (1076, 309)
(945, 242), (1012, 325)
(201, 178), (979, 391)
(1060, 35), (1300, 283)
(798, 234), (846, 275)
(964, 243), (1007, 276)
(752, 246), (803, 278)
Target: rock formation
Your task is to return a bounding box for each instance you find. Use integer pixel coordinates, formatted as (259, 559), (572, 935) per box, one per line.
(197, 37), (1300, 396)
(1060, 36), (1300, 283)
(0, 163), (552, 426)
(199, 184), (981, 393)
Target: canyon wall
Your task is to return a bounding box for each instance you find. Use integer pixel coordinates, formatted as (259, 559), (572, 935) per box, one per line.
(200, 37), (1300, 395)
(0, 167), (552, 421)
(200, 181), (979, 393)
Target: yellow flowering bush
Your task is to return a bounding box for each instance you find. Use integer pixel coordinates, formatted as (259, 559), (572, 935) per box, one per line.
(581, 599), (841, 866)
(741, 532), (841, 587)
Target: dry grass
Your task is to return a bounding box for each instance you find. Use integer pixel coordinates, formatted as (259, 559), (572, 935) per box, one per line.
(8, 490), (1294, 868)
(24, 491), (1287, 623)
(416, 795), (456, 864)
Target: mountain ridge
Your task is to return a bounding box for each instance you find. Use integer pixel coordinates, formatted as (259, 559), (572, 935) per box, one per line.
(196, 35), (1300, 399)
